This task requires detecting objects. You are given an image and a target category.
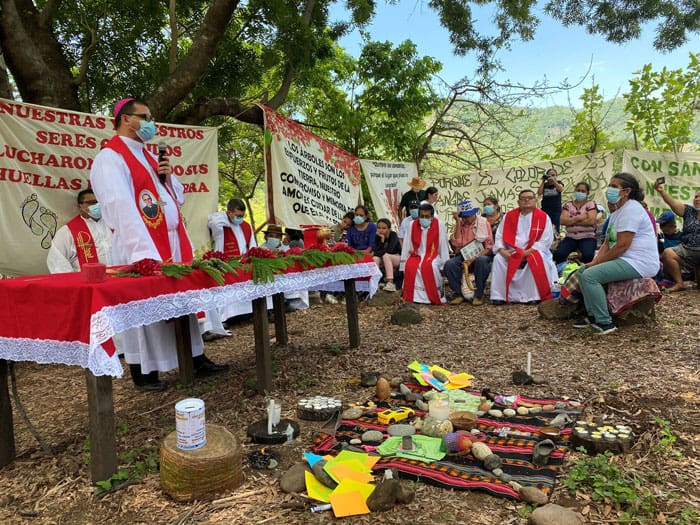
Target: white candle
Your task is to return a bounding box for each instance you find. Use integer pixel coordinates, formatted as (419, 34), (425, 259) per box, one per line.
(527, 352), (532, 376)
(267, 399), (275, 434)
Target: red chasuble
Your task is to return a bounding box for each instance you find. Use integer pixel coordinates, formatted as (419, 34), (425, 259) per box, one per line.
(402, 218), (442, 305)
(222, 221), (253, 258)
(105, 136), (193, 263)
(66, 215), (99, 268)
(501, 208), (552, 302)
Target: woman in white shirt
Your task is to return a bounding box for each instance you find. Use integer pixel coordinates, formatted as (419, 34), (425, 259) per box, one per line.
(575, 173), (659, 335)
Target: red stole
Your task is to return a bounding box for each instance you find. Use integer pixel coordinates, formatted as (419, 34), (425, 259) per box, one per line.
(66, 215), (100, 267)
(403, 219), (442, 305)
(222, 221), (253, 258)
(105, 136), (193, 263)
(502, 208), (552, 302)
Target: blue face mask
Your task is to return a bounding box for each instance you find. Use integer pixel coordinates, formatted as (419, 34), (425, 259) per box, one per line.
(409, 209), (419, 219)
(419, 217), (432, 229)
(232, 216), (244, 226)
(87, 203), (101, 220)
(482, 205), (494, 215)
(353, 216), (365, 225)
(573, 191), (587, 201)
(135, 120), (156, 142)
(606, 187), (621, 204)
(266, 237), (281, 249)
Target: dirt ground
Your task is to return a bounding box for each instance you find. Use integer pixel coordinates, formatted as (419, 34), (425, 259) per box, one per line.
(0, 288), (699, 524)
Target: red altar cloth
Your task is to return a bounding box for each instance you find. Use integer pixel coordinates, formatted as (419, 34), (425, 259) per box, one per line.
(0, 258), (380, 376)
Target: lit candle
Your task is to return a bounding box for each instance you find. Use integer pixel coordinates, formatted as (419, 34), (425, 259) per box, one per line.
(526, 352), (532, 376)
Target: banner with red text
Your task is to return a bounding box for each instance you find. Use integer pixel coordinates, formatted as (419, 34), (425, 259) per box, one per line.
(622, 150), (700, 218)
(360, 159), (418, 230)
(0, 98), (218, 276)
(428, 151), (615, 235)
(260, 105), (361, 229)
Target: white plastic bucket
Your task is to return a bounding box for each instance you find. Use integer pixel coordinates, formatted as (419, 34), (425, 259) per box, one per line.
(175, 398), (206, 450)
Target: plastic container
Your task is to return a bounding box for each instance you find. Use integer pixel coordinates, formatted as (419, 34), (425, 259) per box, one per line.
(175, 398), (206, 450)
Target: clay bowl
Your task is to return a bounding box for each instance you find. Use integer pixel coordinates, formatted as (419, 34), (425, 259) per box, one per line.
(449, 411), (477, 431)
(539, 426), (561, 440)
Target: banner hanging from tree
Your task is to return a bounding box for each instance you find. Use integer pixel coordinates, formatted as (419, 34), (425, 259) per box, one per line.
(427, 151), (615, 234)
(622, 150), (700, 218)
(260, 104), (362, 229)
(360, 159), (418, 230)
(0, 98), (219, 276)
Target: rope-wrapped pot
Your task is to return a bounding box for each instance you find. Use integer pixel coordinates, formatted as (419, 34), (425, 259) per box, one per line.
(160, 424), (243, 502)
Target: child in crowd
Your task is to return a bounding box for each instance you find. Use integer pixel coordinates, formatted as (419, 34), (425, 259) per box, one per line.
(373, 218), (401, 292)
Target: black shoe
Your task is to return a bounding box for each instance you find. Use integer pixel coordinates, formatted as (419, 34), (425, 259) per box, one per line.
(525, 300), (540, 305)
(135, 381), (167, 392)
(490, 300), (506, 306)
(195, 357), (230, 378)
(572, 316), (593, 328)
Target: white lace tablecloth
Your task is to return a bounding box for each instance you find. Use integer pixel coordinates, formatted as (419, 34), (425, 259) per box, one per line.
(0, 262), (381, 377)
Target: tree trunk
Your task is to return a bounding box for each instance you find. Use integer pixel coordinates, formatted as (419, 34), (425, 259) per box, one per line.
(0, 0), (79, 109)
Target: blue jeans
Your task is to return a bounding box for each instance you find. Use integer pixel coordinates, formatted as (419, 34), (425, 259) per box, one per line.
(554, 236), (597, 264)
(578, 259), (641, 326)
(444, 254), (493, 299)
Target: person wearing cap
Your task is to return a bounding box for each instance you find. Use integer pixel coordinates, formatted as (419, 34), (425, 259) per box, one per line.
(553, 181), (598, 264)
(400, 203), (450, 305)
(47, 189), (113, 273)
(490, 189), (558, 305)
(398, 176), (427, 220)
(444, 199), (493, 306)
(655, 179), (700, 292)
(656, 211), (681, 250)
(90, 97), (228, 391)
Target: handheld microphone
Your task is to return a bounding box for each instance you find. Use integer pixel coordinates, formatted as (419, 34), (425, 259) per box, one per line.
(157, 142), (167, 183)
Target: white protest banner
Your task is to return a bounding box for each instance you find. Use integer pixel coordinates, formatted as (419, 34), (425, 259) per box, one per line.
(622, 150), (700, 218)
(260, 105), (362, 228)
(0, 98), (218, 276)
(360, 159), (418, 230)
(428, 151), (615, 234)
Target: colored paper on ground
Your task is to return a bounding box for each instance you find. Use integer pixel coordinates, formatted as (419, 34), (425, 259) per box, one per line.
(303, 452), (324, 468)
(335, 450), (374, 469)
(332, 478), (376, 500)
(326, 463), (374, 484)
(304, 471), (333, 502)
(447, 372), (474, 387)
(329, 491), (371, 517)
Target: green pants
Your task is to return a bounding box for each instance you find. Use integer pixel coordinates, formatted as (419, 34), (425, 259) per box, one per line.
(578, 259), (641, 325)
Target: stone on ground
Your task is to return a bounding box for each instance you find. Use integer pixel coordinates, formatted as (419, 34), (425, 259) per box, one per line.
(529, 503), (583, 525)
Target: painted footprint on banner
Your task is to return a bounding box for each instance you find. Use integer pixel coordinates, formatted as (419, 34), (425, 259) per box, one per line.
(39, 207), (58, 249)
(21, 193), (44, 235)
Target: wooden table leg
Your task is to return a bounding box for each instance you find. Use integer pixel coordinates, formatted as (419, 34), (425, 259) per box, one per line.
(0, 359), (16, 468)
(252, 297), (272, 394)
(174, 315), (194, 386)
(272, 293), (288, 345)
(85, 370), (117, 483)
(344, 279), (360, 348)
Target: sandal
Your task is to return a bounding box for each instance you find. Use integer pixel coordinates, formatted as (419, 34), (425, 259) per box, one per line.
(532, 439), (555, 466)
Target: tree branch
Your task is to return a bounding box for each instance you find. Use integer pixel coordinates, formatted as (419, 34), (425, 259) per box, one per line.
(38, 0), (60, 28)
(168, 0), (178, 74)
(149, 0), (241, 118)
(72, 16), (98, 87)
(171, 96), (263, 126)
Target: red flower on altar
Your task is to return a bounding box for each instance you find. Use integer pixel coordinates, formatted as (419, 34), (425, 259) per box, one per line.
(133, 258), (162, 276)
(306, 243), (330, 252)
(247, 247), (277, 259)
(330, 242), (355, 254)
(285, 247), (303, 256)
(201, 250), (227, 261)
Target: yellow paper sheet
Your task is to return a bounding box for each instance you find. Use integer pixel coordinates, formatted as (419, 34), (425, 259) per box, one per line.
(332, 478), (376, 500)
(327, 463), (374, 484)
(334, 450), (377, 470)
(304, 471), (333, 503)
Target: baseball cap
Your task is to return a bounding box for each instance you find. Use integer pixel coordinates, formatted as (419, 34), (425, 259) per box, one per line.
(656, 211), (675, 225)
(457, 199), (479, 218)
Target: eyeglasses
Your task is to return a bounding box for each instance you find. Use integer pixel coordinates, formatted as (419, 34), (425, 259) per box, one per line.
(126, 113), (154, 122)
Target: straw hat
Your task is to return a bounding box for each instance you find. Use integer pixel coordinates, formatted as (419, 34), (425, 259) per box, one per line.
(408, 176), (426, 190)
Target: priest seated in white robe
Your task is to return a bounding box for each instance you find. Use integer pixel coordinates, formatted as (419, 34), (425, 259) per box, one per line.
(490, 189), (558, 305)
(400, 203), (450, 305)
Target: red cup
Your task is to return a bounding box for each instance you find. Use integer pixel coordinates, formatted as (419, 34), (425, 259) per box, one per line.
(82, 262), (107, 283)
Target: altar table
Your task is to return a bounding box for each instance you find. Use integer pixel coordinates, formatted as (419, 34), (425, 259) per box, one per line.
(0, 260), (380, 481)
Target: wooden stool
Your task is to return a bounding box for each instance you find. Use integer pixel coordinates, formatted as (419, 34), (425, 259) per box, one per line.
(160, 423), (244, 501)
